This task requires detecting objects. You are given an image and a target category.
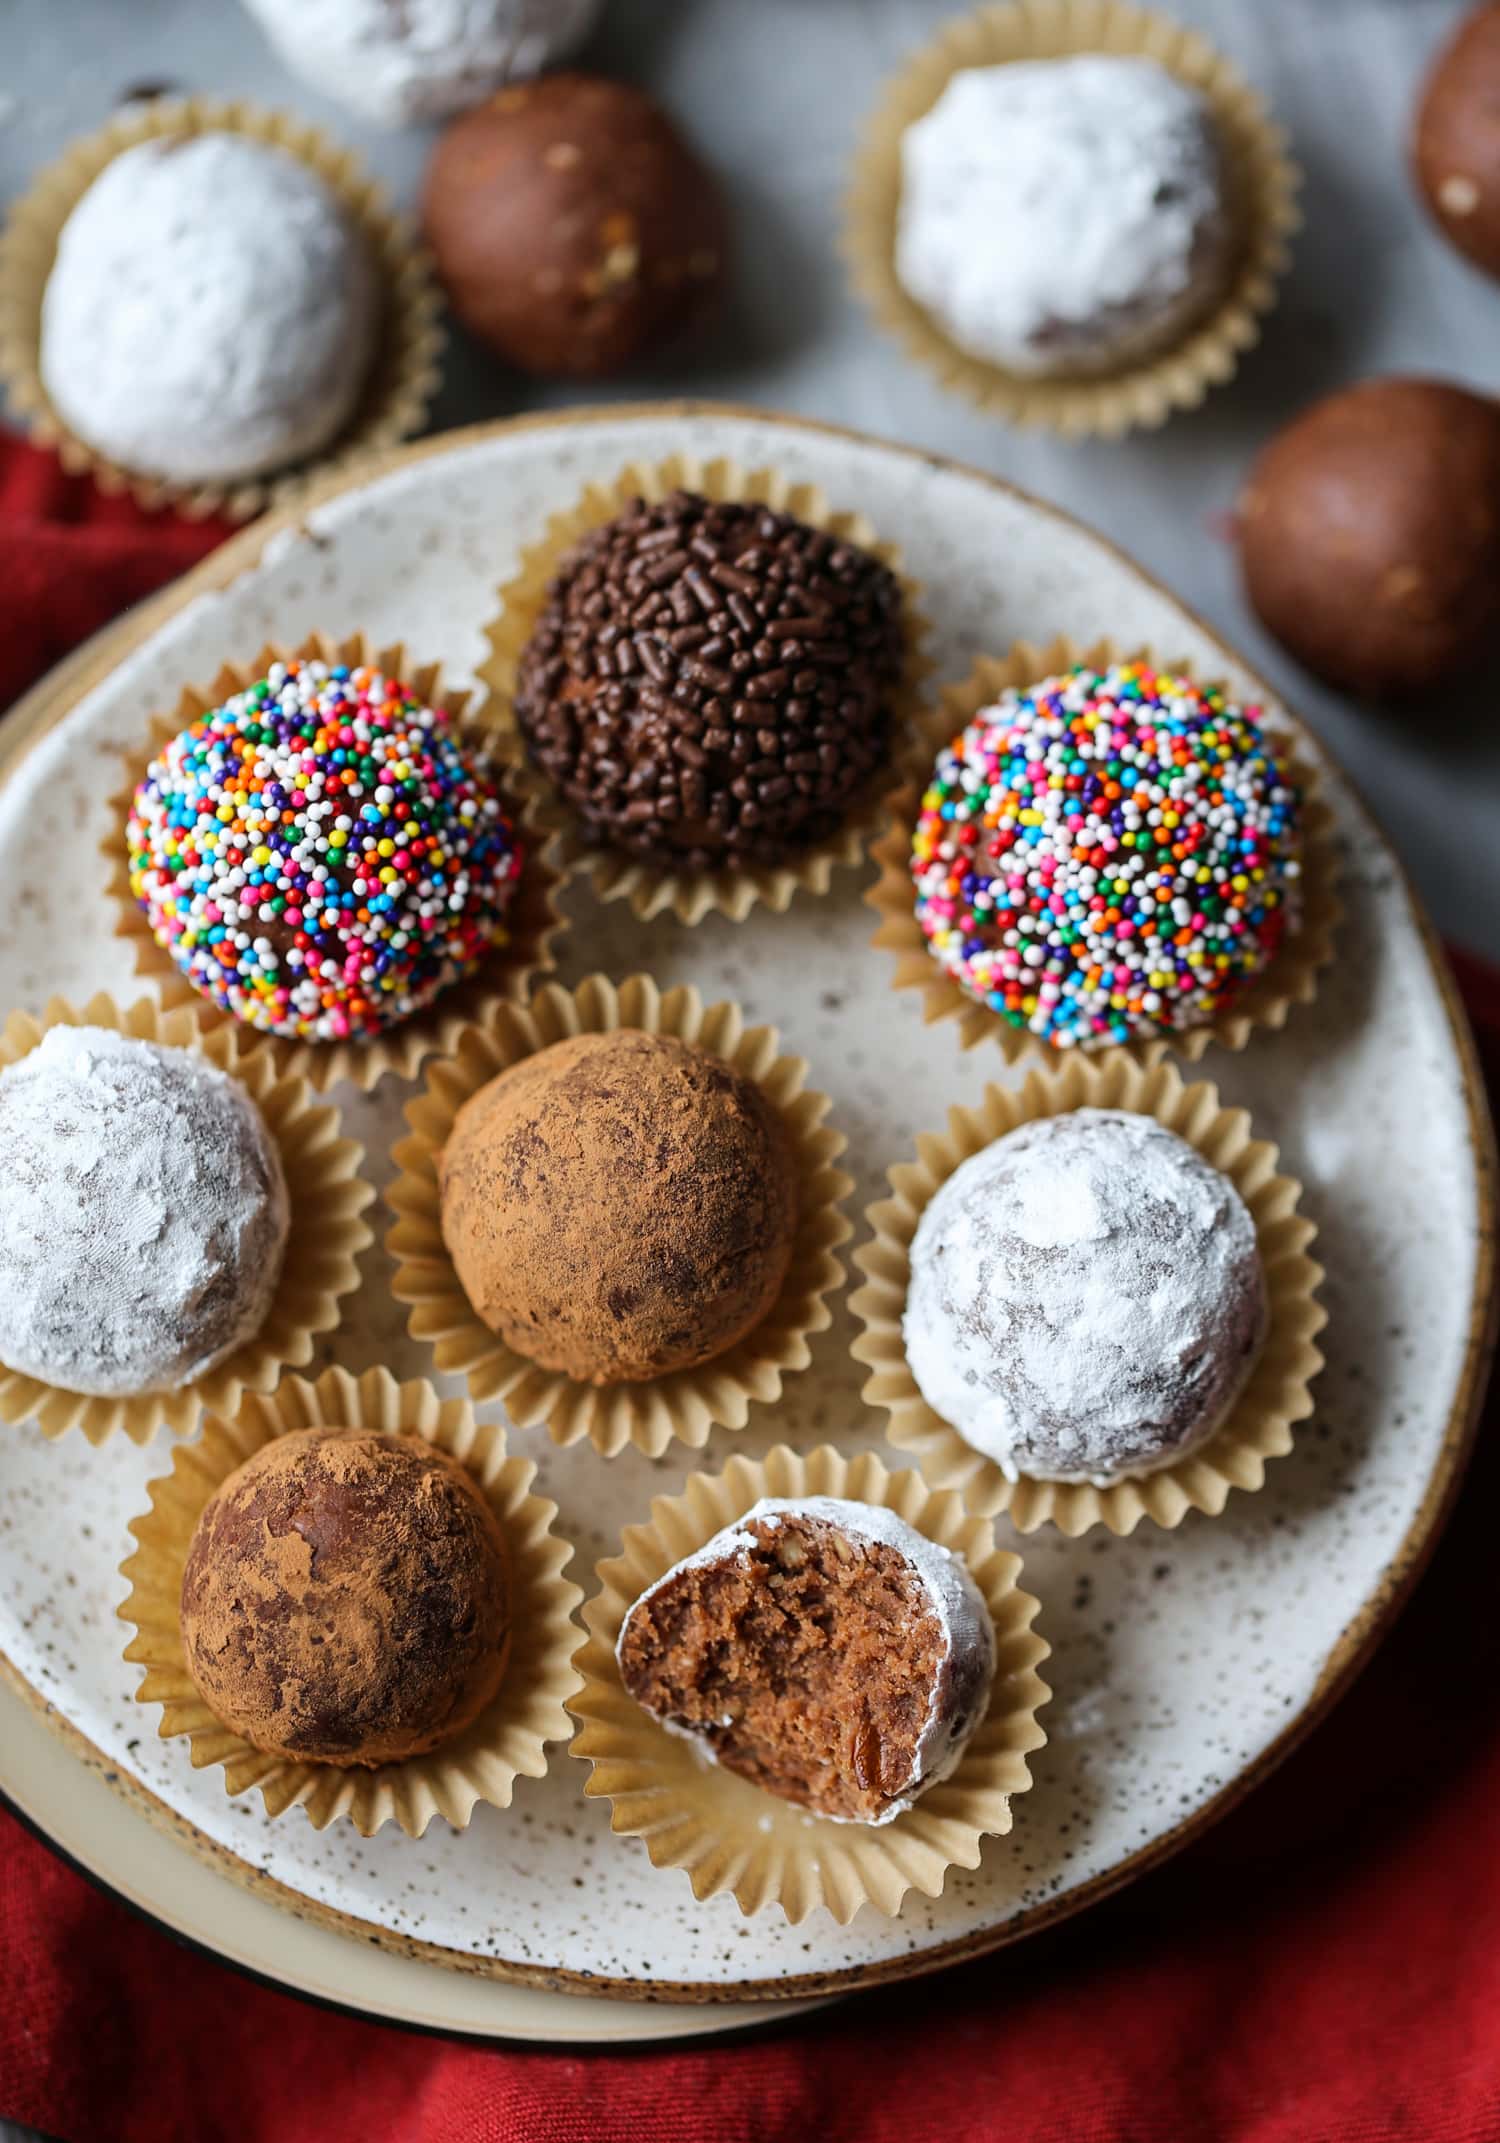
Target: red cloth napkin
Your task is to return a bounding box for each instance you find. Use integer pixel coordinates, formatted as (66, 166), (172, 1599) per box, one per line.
(1, 437), (1498, 2143)
(0, 439), (231, 712)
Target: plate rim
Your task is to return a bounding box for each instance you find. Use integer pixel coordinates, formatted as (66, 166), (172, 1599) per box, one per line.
(0, 1660), (828, 2043)
(1, 398), (1495, 2006)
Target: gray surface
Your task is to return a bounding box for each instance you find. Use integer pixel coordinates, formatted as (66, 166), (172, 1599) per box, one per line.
(1, 0), (1496, 962)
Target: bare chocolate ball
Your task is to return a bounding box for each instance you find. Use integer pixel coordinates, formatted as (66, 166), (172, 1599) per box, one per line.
(514, 488), (906, 869)
(438, 1030), (800, 1384)
(421, 73), (728, 378)
(181, 1428), (511, 1768)
(1413, 3), (1500, 281)
(1237, 378), (1500, 697)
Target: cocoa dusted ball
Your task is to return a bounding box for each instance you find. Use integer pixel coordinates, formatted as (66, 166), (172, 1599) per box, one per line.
(421, 73), (728, 378)
(1237, 378), (1500, 697)
(514, 489), (907, 869)
(438, 1030), (800, 1384)
(1413, 3), (1500, 282)
(180, 1429), (511, 1768)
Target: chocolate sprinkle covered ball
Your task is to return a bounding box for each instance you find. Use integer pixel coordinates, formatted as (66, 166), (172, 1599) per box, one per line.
(513, 489), (906, 870)
(180, 1427), (510, 1768)
(127, 656), (523, 1043)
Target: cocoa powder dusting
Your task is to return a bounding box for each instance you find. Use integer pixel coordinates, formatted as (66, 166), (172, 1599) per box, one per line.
(180, 1429), (511, 1768)
(438, 1030), (800, 1383)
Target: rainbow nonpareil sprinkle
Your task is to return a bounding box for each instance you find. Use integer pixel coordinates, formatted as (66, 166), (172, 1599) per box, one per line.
(127, 659), (523, 1043)
(909, 662), (1302, 1050)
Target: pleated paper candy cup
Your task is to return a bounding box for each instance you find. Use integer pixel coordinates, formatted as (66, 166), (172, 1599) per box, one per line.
(867, 635), (1341, 1068)
(850, 1051), (1326, 1536)
(105, 632), (569, 1094)
(475, 452), (931, 926)
(119, 1365), (583, 1836)
(0, 95), (442, 521)
(386, 972), (853, 1459)
(0, 994), (373, 1448)
(844, 0), (1300, 438)
(569, 1443), (1050, 1923)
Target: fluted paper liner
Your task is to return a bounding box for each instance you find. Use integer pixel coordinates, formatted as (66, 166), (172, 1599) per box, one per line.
(850, 1054), (1325, 1536)
(119, 1366), (583, 1836)
(569, 1443), (1050, 1923)
(845, 0), (1300, 437)
(0, 96), (443, 521)
(868, 636), (1341, 1068)
(387, 974), (853, 1458)
(0, 995), (373, 1449)
(105, 633), (569, 1094)
(475, 452), (932, 926)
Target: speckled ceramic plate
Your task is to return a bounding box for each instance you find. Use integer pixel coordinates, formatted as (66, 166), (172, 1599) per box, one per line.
(0, 406), (1493, 2028)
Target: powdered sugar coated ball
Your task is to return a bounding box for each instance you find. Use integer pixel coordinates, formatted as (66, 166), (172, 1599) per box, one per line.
(896, 56), (1234, 378)
(904, 1109), (1266, 1486)
(240, 0), (605, 127)
(0, 1028), (290, 1398)
(40, 134), (378, 485)
(617, 1497), (996, 1824)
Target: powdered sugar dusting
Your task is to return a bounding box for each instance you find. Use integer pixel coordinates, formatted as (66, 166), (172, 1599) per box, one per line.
(0, 1028), (289, 1397)
(41, 134), (378, 485)
(619, 1495), (996, 1825)
(896, 56), (1233, 378)
(905, 1109), (1267, 1486)
(241, 0), (605, 127)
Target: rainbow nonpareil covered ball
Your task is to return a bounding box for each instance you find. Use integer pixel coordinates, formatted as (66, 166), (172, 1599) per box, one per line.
(127, 658), (523, 1043)
(909, 662), (1301, 1050)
